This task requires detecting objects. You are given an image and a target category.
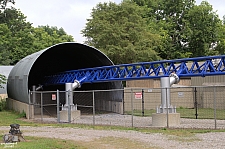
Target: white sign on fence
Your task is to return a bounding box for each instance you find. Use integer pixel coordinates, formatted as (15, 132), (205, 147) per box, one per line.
(52, 94), (56, 100)
(135, 92), (142, 99)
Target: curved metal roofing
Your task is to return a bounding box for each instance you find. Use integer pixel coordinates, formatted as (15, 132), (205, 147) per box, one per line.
(0, 66), (14, 94)
(7, 42), (123, 103)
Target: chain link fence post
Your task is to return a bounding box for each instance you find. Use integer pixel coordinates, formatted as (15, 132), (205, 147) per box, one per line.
(57, 90), (60, 123)
(92, 90), (95, 126)
(213, 86), (217, 129)
(28, 90), (31, 120)
(131, 88), (133, 127)
(142, 89), (144, 116)
(68, 90), (71, 123)
(166, 87), (169, 128)
(41, 92), (43, 122)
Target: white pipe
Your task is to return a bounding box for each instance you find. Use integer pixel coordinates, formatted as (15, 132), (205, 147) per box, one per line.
(169, 73), (179, 85)
(160, 77), (170, 108)
(159, 74), (180, 113)
(63, 80), (81, 111)
(72, 80), (81, 90)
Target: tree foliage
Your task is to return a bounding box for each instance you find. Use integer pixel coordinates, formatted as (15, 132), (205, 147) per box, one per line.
(82, 1), (161, 64)
(0, 0), (14, 9)
(0, 8), (74, 65)
(0, 6), (74, 87)
(184, 1), (221, 57)
(132, 0), (223, 59)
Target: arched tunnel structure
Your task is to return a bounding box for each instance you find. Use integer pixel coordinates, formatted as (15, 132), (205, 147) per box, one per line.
(7, 42), (123, 116)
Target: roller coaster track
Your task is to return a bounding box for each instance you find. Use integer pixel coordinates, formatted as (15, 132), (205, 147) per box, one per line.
(43, 55), (225, 86)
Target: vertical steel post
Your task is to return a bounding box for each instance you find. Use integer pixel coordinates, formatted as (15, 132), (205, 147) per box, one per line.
(28, 90), (31, 120)
(57, 90), (60, 123)
(166, 88), (169, 128)
(194, 87), (198, 119)
(122, 90), (124, 115)
(131, 89), (133, 127)
(160, 77), (170, 111)
(213, 86), (217, 129)
(32, 85), (36, 104)
(142, 89), (144, 116)
(40, 92), (43, 121)
(68, 90), (71, 123)
(92, 90), (95, 126)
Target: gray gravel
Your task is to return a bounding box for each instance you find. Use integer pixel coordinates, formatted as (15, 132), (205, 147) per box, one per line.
(34, 113), (225, 129)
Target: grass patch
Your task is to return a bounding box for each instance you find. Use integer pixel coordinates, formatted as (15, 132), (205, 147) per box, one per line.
(0, 111), (32, 126)
(90, 136), (155, 149)
(0, 136), (85, 149)
(177, 108), (225, 119)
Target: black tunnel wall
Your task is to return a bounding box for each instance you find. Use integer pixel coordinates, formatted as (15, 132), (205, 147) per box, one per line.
(29, 43), (114, 88)
(7, 42), (123, 104)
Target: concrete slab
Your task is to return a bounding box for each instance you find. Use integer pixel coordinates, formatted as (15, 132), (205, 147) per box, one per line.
(60, 110), (81, 122)
(152, 113), (180, 127)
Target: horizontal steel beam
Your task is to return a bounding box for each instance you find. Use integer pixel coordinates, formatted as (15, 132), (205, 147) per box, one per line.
(42, 55), (225, 86)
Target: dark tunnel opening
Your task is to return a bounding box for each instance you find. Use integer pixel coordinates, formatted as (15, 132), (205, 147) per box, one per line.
(7, 42), (123, 115)
(28, 43), (118, 91)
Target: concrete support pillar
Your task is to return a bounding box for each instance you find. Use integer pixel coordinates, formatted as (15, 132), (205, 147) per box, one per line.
(154, 74), (180, 127)
(160, 77), (170, 108)
(61, 82), (81, 122)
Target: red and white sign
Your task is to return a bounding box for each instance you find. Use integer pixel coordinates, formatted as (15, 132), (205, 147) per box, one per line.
(52, 94), (56, 100)
(135, 92), (142, 99)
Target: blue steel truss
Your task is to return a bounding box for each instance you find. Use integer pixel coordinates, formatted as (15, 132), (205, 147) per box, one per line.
(43, 55), (225, 86)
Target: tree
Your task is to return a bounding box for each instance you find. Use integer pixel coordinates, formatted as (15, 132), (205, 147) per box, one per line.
(0, 23), (12, 65)
(82, 1), (161, 64)
(0, 0), (14, 9)
(31, 26), (74, 52)
(0, 8), (33, 35)
(132, 0), (195, 59)
(0, 7), (74, 65)
(185, 1), (221, 57)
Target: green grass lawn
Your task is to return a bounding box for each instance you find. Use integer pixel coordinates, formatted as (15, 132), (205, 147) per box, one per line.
(0, 136), (85, 149)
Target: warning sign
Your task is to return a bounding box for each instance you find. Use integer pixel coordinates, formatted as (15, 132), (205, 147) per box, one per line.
(135, 92), (142, 99)
(52, 94), (56, 100)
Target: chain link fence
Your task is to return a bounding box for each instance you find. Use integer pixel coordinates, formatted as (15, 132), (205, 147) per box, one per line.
(29, 86), (225, 129)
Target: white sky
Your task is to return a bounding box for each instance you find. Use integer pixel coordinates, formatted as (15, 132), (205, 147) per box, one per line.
(12, 0), (225, 43)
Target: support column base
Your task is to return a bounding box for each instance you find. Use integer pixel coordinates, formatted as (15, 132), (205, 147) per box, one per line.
(60, 110), (80, 122)
(152, 113), (180, 127)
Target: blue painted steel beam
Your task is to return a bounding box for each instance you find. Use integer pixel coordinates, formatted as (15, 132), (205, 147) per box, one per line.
(43, 55), (225, 86)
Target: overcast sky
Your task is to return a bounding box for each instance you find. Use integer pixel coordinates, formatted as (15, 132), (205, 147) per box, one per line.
(13, 0), (225, 43)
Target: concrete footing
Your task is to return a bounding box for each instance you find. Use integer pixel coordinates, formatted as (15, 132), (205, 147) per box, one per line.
(59, 110), (81, 122)
(152, 113), (180, 127)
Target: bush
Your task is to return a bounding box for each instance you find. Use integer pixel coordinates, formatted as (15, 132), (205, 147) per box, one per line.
(0, 98), (7, 111)
(18, 110), (26, 118)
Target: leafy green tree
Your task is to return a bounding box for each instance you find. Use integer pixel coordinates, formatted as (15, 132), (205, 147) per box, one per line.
(0, 23), (12, 65)
(132, 0), (195, 59)
(82, 1), (161, 64)
(0, 8), (33, 35)
(0, 7), (74, 65)
(215, 20), (225, 54)
(0, 0), (14, 9)
(185, 1), (221, 57)
(31, 26), (74, 52)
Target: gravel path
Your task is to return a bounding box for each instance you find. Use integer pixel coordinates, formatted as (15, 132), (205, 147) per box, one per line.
(1, 126), (225, 149)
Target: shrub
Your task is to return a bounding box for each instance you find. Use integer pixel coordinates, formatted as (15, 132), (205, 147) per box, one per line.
(0, 98), (7, 111)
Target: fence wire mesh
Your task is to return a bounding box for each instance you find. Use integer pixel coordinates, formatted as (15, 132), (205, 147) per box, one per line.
(29, 86), (225, 129)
